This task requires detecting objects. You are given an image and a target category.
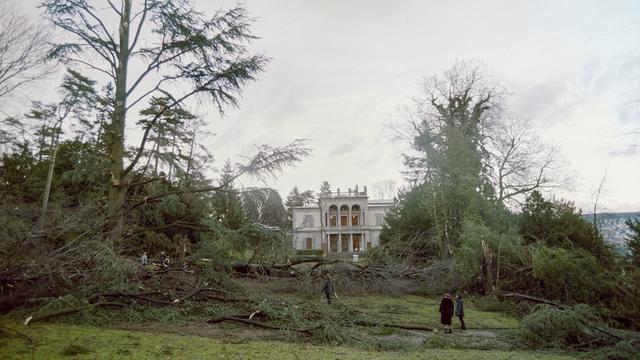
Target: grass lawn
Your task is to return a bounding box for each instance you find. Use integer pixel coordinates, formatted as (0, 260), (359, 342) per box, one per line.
(340, 294), (520, 329)
(1, 319), (577, 360)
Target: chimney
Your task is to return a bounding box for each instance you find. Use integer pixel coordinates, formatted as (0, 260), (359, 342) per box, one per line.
(348, 188), (351, 195)
(355, 184), (359, 194)
(363, 186), (367, 195)
(337, 187), (340, 195)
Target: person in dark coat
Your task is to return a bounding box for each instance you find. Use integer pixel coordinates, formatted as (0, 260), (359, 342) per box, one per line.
(455, 293), (466, 330)
(322, 275), (334, 304)
(439, 293), (454, 333)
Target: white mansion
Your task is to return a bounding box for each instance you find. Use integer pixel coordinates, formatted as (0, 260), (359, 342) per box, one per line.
(292, 185), (393, 253)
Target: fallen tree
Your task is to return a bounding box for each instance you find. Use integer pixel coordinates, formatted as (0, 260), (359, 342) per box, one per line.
(207, 312), (319, 334)
(24, 302), (126, 325)
(499, 291), (564, 307)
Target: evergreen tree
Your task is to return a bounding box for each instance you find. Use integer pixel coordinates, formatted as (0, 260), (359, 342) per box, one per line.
(397, 62), (501, 257)
(138, 97), (196, 180)
(625, 216), (640, 266)
(210, 161), (246, 230)
(43, 0), (267, 241)
(24, 70), (97, 224)
(284, 187), (315, 227)
(261, 190), (287, 228)
(241, 188), (286, 228)
(520, 190), (613, 266)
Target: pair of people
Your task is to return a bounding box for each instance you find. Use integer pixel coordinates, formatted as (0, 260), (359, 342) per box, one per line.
(439, 293), (465, 333)
(140, 251), (170, 269)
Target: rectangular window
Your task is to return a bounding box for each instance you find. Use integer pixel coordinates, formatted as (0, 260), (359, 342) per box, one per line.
(303, 215), (314, 227)
(351, 214), (359, 225)
(306, 238), (313, 250)
(329, 215), (337, 227)
(375, 214), (384, 226)
(330, 235), (338, 252)
(352, 234), (361, 252)
(340, 215), (348, 226)
(341, 235), (349, 252)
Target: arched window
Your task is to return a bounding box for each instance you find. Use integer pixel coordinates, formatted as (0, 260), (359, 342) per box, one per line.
(351, 204), (360, 225)
(340, 205), (349, 226)
(328, 205), (338, 227)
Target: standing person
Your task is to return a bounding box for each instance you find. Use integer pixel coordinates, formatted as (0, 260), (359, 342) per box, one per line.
(455, 294), (466, 330)
(439, 293), (454, 334)
(322, 275), (334, 304)
(140, 251), (148, 266)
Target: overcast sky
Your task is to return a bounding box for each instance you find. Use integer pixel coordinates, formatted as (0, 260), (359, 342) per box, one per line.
(13, 0), (640, 212)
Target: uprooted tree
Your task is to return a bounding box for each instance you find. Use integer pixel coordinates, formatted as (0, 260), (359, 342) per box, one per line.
(0, 1), (311, 312)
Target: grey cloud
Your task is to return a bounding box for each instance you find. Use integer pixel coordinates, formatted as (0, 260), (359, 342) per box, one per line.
(608, 145), (639, 157)
(329, 139), (363, 157)
(511, 81), (569, 120)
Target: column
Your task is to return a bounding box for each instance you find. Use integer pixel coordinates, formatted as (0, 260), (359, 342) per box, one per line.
(350, 234), (354, 253)
(363, 233), (366, 252)
(325, 234), (329, 253)
(338, 235), (342, 253)
(337, 207), (340, 229)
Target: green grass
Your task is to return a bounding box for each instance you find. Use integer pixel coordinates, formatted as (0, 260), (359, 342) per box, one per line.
(1, 319), (577, 360)
(0, 281), (578, 359)
(341, 294), (520, 329)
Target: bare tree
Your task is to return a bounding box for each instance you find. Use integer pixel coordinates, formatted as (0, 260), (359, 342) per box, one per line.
(0, 5), (53, 99)
(371, 179), (397, 199)
(487, 116), (569, 207)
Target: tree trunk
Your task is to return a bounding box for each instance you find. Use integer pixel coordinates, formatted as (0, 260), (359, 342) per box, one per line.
(481, 240), (494, 295)
(168, 122), (177, 180)
(39, 144), (58, 229)
(185, 128), (195, 185)
(107, 0), (132, 243)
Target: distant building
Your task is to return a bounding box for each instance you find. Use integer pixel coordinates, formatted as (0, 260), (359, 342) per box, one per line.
(292, 184), (393, 253)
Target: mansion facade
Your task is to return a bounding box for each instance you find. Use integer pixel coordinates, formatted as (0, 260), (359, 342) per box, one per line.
(292, 185), (393, 253)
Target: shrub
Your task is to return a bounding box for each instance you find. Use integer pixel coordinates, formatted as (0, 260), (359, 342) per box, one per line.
(584, 340), (640, 360)
(519, 304), (615, 349)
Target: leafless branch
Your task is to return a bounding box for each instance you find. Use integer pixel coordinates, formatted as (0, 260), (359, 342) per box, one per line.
(0, 7), (55, 98)
(487, 116), (570, 207)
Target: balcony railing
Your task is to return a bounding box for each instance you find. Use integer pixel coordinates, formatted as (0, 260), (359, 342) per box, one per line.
(326, 224), (365, 230)
(293, 224), (383, 232)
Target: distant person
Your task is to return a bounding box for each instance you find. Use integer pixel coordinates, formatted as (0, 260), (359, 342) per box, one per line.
(455, 293), (466, 331)
(439, 293), (454, 334)
(159, 251), (169, 269)
(140, 251), (148, 266)
(322, 275), (334, 304)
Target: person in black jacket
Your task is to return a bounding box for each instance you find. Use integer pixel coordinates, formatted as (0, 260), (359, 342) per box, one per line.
(439, 293), (454, 333)
(322, 275), (334, 304)
(455, 293), (466, 330)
